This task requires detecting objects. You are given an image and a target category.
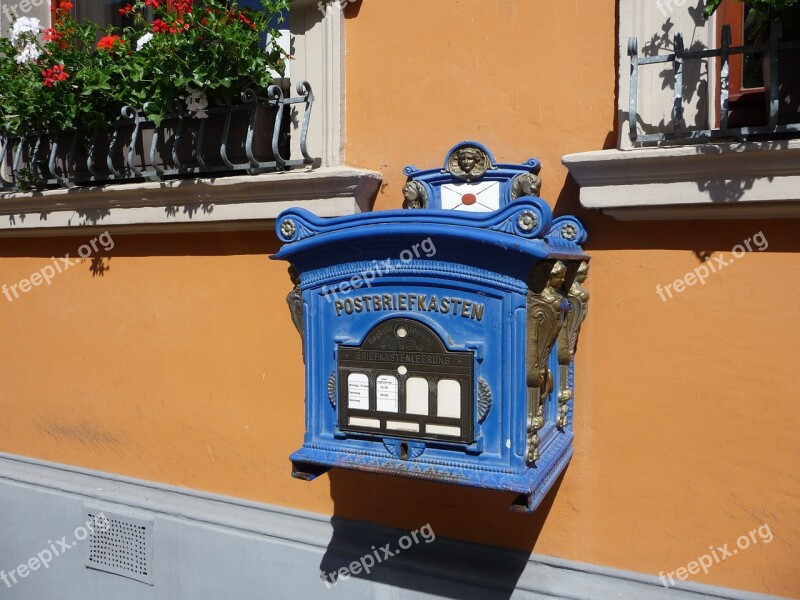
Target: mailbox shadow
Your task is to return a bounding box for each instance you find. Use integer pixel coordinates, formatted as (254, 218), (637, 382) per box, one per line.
(320, 466), (565, 598)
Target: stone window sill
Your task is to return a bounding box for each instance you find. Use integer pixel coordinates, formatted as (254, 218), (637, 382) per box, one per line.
(0, 167), (381, 236)
(563, 140), (800, 220)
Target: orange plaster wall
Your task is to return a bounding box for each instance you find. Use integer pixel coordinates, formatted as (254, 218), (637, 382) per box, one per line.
(341, 1), (799, 597)
(0, 1), (797, 598)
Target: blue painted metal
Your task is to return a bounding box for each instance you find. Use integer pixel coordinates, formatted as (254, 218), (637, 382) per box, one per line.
(273, 143), (589, 512)
(403, 140), (541, 210)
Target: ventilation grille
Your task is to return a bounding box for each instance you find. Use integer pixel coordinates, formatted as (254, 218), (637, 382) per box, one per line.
(84, 508), (154, 585)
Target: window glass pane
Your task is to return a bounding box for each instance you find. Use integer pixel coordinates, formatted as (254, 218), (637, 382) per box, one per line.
(385, 421), (419, 433)
(347, 373), (369, 410)
(349, 417), (379, 428)
(425, 424), (461, 437)
(742, 7), (764, 88)
(376, 375), (398, 413)
(406, 377), (429, 415)
(437, 379), (461, 418)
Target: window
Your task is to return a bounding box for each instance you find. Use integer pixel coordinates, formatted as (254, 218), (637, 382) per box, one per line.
(715, 0), (766, 127)
(561, 0), (800, 220)
(0, 0), (378, 235)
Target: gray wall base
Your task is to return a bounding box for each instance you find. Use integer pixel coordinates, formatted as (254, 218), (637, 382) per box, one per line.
(0, 453), (786, 600)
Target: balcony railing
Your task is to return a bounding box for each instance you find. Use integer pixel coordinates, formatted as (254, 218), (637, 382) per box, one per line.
(628, 21), (800, 144)
(0, 81), (315, 192)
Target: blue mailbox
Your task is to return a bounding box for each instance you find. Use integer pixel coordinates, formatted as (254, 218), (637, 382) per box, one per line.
(273, 142), (590, 512)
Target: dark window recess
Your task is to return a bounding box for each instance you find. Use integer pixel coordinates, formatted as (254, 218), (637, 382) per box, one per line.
(716, 1), (766, 127)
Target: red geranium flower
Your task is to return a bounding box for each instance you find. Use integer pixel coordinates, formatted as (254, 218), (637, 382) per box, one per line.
(169, 18), (189, 34)
(118, 3), (133, 15)
(152, 18), (188, 35)
(42, 27), (63, 43)
(97, 34), (124, 51)
(172, 0), (193, 13)
(41, 64), (70, 88)
(145, 0), (160, 8)
(59, 1), (73, 9)
(238, 13), (256, 30)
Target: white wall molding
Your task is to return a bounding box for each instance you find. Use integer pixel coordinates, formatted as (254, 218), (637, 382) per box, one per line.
(618, 0), (717, 149)
(0, 167), (380, 236)
(290, 0), (346, 167)
(563, 140), (800, 220)
(0, 453), (787, 600)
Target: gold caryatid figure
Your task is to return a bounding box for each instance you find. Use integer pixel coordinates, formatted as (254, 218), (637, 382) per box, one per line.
(557, 261), (590, 429)
(286, 266), (304, 360)
(511, 172), (542, 199)
(402, 180), (428, 209)
(525, 260), (568, 463)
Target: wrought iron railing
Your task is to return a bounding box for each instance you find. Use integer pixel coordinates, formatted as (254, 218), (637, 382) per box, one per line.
(628, 21), (800, 144)
(0, 81), (315, 191)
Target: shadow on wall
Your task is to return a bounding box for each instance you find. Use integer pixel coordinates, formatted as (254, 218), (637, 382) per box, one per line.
(553, 164), (800, 256)
(317, 469), (564, 598)
(625, 0), (711, 140)
(0, 229), (280, 260)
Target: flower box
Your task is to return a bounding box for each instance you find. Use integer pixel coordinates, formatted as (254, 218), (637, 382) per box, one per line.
(0, 0), (309, 191)
(1, 84), (315, 191)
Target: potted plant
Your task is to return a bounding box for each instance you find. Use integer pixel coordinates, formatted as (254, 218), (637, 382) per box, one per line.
(704, 0), (800, 125)
(0, 0), (293, 189)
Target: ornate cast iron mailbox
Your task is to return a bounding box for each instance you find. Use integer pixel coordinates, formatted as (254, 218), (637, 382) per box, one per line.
(273, 142), (590, 512)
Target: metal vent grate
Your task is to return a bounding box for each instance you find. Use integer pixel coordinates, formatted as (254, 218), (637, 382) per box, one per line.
(84, 508), (154, 585)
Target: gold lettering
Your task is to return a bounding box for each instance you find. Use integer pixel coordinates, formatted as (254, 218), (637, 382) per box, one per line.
(471, 302), (485, 321)
(334, 293), (485, 320)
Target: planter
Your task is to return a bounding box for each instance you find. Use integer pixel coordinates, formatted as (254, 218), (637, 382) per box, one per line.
(1, 85), (312, 191)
